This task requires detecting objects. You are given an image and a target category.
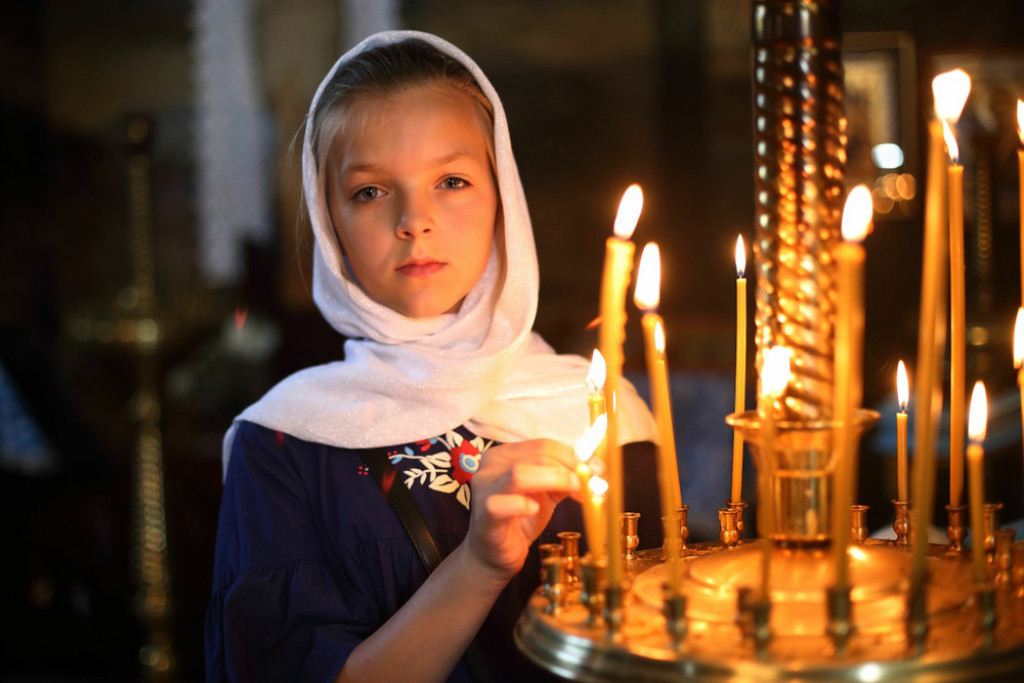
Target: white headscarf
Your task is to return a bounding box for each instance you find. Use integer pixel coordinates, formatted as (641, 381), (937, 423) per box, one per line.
(223, 30), (656, 476)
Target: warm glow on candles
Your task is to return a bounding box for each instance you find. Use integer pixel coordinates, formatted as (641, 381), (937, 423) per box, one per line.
(635, 241), (683, 588)
(833, 186), (871, 590)
(732, 235), (748, 505)
(762, 346), (792, 399)
(634, 242), (661, 310)
(1018, 102), (1024, 304)
(613, 184), (643, 240)
(945, 117), (966, 509)
(932, 69), (971, 122)
(758, 346), (790, 597)
(600, 184), (641, 590)
(967, 381), (988, 584)
(1015, 309), (1024, 369)
(576, 414), (608, 561)
(897, 360), (910, 502)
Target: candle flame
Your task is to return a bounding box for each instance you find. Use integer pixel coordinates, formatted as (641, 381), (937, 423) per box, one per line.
(968, 380), (988, 442)
(897, 360), (909, 412)
(633, 242), (661, 310)
(613, 184), (643, 239)
(589, 475), (609, 497)
(941, 120), (960, 164)
(841, 185), (873, 242)
(1014, 308), (1024, 369)
(575, 413), (607, 464)
(932, 68), (971, 122)
(654, 319), (665, 354)
(1017, 100), (1024, 146)
(735, 234), (746, 278)
(586, 349), (607, 392)
(761, 346), (792, 399)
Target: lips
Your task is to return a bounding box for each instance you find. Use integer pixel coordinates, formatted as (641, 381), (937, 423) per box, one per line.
(396, 259), (446, 277)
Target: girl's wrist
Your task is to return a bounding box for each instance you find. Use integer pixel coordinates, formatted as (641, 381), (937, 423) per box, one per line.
(451, 539), (519, 591)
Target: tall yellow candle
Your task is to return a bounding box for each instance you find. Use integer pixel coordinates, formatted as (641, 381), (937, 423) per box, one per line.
(599, 184), (642, 588)
(634, 243), (683, 591)
(1017, 100), (1024, 304)
(758, 346), (791, 599)
(967, 381), (988, 584)
(911, 70), (963, 588)
(587, 350), (607, 423)
(575, 415), (608, 562)
(732, 235), (748, 504)
(831, 186), (872, 590)
(896, 360), (910, 502)
(944, 120), (966, 509)
(1015, 309), (1024, 501)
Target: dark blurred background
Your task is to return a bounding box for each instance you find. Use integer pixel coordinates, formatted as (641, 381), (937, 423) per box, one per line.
(3, 1), (1024, 680)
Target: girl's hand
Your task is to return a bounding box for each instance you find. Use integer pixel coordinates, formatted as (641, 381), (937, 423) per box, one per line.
(464, 439), (579, 580)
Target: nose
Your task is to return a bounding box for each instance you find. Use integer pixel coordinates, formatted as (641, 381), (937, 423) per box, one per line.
(395, 191), (433, 239)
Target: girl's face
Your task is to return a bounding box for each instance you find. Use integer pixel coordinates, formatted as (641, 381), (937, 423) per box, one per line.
(325, 85), (498, 318)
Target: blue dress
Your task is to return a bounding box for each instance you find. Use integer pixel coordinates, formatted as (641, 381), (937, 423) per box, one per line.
(205, 420), (628, 682)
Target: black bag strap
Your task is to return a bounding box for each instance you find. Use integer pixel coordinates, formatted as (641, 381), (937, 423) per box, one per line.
(360, 447), (444, 574)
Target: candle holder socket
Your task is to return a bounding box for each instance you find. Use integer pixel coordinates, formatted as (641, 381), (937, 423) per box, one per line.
(1013, 542), (1024, 596)
(580, 556), (607, 628)
(676, 504), (690, 550)
(727, 410), (878, 544)
(661, 514), (682, 561)
(826, 585), (852, 658)
(850, 504), (868, 544)
(621, 512), (641, 561)
(728, 499), (748, 541)
(541, 557), (567, 615)
(719, 507), (739, 548)
(538, 543), (564, 582)
(557, 531), (581, 587)
(604, 583), (624, 639)
(892, 499), (910, 547)
(983, 502), (1003, 563)
(945, 504), (967, 552)
(995, 528), (1016, 586)
(662, 582), (687, 648)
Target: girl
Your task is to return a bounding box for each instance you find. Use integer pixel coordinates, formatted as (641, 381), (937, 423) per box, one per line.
(205, 30), (656, 682)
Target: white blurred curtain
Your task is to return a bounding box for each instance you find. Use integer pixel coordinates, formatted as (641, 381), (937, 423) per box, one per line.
(194, 0), (273, 286)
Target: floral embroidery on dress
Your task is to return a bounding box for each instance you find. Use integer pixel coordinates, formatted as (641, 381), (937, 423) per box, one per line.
(387, 429), (493, 509)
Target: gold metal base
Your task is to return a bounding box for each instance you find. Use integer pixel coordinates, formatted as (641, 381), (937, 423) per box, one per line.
(515, 541), (1024, 681)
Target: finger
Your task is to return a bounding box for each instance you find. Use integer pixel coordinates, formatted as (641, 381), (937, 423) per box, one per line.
(504, 463), (580, 493)
(486, 494), (540, 519)
(487, 439), (578, 470)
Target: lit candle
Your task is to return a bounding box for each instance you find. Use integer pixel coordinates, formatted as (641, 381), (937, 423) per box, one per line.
(732, 235), (748, 505)
(1017, 100), (1024, 304)
(896, 360), (910, 502)
(587, 349), (607, 423)
(634, 242), (683, 591)
(831, 185), (872, 590)
(1015, 308), (1024, 502)
(944, 118), (967, 509)
(911, 72), (961, 589)
(967, 381), (988, 584)
(575, 414), (608, 562)
(758, 345), (791, 599)
(599, 184), (642, 588)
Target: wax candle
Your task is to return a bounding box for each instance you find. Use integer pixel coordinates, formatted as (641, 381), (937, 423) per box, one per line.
(599, 184), (642, 588)
(967, 381), (988, 584)
(575, 415), (608, 561)
(911, 74), (957, 590)
(1015, 308), (1024, 501)
(587, 349), (607, 423)
(732, 235), (748, 505)
(944, 120), (966, 509)
(634, 242), (683, 591)
(831, 185), (872, 590)
(1017, 100), (1024, 304)
(758, 346), (791, 599)
(897, 360), (910, 502)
